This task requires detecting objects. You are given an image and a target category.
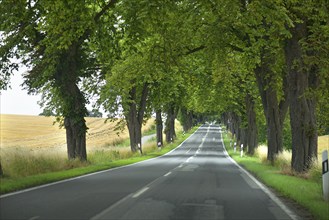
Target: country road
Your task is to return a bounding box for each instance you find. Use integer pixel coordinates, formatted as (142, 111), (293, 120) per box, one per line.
(0, 125), (298, 220)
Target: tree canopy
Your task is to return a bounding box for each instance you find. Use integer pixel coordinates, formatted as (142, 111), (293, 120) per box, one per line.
(1, 0), (328, 172)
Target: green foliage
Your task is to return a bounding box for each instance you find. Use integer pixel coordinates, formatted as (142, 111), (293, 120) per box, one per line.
(1, 0), (329, 171)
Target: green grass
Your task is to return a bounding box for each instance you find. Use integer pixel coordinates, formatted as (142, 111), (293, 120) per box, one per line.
(221, 132), (329, 220)
(0, 127), (198, 195)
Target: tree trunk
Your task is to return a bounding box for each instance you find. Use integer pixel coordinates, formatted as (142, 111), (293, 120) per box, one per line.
(65, 117), (76, 159)
(64, 116), (87, 161)
(0, 161), (3, 177)
(127, 109), (140, 153)
(232, 112), (241, 146)
(240, 127), (248, 151)
(55, 45), (88, 161)
(62, 84), (88, 161)
(180, 108), (193, 132)
(126, 87), (142, 153)
(285, 22), (318, 172)
(165, 105), (177, 143)
(254, 62), (288, 162)
(125, 84), (149, 153)
(246, 93), (258, 155)
(156, 109), (163, 147)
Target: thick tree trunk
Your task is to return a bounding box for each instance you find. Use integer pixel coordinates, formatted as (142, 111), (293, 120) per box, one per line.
(63, 83), (88, 161)
(285, 22), (318, 172)
(246, 93), (258, 155)
(156, 109), (163, 147)
(65, 117), (76, 159)
(56, 45), (88, 161)
(127, 110), (141, 153)
(126, 88), (142, 153)
(165, 105), (177, 143)
(254, 62), (288, 162)
(126, 84), (149, 153)
(64, 116), (87, 161)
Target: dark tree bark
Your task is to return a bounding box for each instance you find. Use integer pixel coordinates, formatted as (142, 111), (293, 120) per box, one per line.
(232, 112), (241, 146)
(285, 22), (318, 172)
(156, 109), (163, 147)
(64, 117), (87, 160)
(56, 44), (88, 161)
(126, 98), (140, 153)
(246, 93), (258, 155)
(125, 84), (149, 153)
(225, 112), (237, 140)
(180, 107), (193, 132)
(254, 60), (289, 162)
(240, 127), (248, 151)
(0, 161), (3, 177)
(165, 105), (177, 143)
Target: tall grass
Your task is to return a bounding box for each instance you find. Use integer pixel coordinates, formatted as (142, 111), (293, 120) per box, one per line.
(0, 117), (158, 178)
(1, 127), (163, 179)
(255, 145), (323, 182)
(1, 146), (142, 178)
(1, 150), (88, 178)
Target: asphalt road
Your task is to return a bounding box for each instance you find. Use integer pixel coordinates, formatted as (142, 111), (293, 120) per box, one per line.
(0, 125), (298, 220)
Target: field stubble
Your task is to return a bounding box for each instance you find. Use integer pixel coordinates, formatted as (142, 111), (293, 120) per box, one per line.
(0, 114), (155, 177)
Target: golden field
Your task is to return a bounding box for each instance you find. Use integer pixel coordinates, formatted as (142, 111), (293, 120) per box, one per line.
(0, 114), (154, 155)
(318, 135), (329, 157)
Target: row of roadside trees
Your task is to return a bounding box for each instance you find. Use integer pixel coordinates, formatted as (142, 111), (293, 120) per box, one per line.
(1, 0), (328, 173)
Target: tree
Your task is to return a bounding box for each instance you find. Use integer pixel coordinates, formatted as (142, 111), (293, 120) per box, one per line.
(285, 0), (329, 172)
(0, 0), (118, 161)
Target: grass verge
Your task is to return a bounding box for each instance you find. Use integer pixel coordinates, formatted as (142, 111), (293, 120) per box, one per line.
(221, 131), (329, 220)
(0, 126), (198, 195)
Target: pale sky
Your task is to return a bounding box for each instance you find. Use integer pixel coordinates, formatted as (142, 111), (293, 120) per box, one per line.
(0, 67), (42, 116)
(0, 66), (106, 116)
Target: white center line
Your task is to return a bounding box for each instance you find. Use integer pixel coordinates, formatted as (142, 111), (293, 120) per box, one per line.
(186, 156), (194, 163)
(164, 172), (172, 177)
(132, 187), (149, 198)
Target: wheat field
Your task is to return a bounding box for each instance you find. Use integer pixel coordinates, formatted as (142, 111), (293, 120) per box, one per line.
(0, 114), (153, 155)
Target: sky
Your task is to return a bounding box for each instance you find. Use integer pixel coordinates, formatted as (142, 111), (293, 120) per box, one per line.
(0, 67), (42, 116)
(0, 66), (106, 116)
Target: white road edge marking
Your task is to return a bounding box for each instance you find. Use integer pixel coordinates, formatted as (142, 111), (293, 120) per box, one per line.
(132, 187), (149, 198)
(90, 193), (134, 220)
(220, 130), (299, 220)
(0, 127), (202, 199)
(164, 172), (172, 177)
(28, 216), (40, 220)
